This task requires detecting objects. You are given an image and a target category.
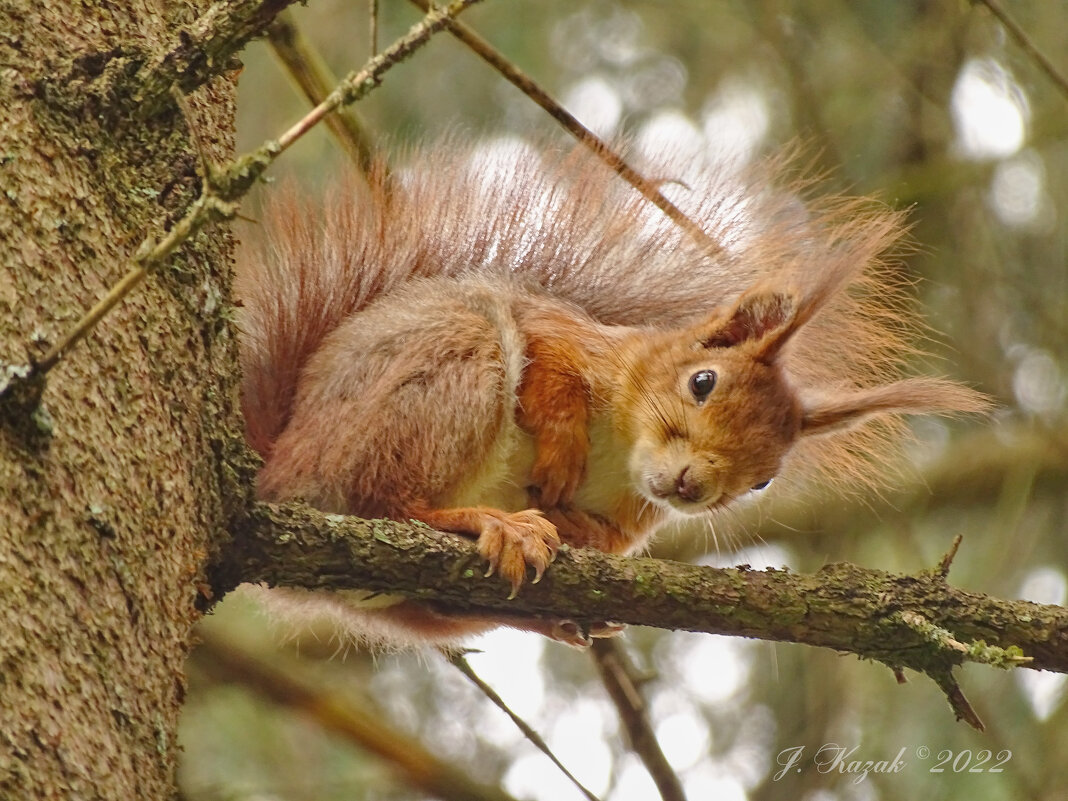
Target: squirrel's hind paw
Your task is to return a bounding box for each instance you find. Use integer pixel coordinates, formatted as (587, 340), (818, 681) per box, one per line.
(542, 620), (626, 648)
(588, 621), (626, 638)
(477, 509), (560, 598)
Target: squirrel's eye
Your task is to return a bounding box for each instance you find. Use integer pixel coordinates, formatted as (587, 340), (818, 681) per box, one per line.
(688, 369), (718, 404)
(751, 479), (773, 491)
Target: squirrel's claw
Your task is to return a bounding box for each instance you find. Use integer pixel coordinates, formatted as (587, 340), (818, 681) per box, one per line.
(476, 509), (560, 598)
(514, 619), (625, 647)
(555, 621), (626, 646)
(588, 621), (627, 638)
(548, 620), (593, 648)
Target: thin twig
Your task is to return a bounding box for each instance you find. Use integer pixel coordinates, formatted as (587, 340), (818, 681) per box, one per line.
(268, 9), (377, 173)
(19, 0), (482, 383)
(195, 631), (522, 801)
(170, 86), (214, 182)
(406, 0), (723, 259)
(590, 640), (687, 801)
(446, 652), (603, 801)
(972, 0), (1068, 102)
(370, 0), (380, 57)
(897, 609), (1032, 731)
(34, 194), (235, 374)
(274, 0), (481, 152)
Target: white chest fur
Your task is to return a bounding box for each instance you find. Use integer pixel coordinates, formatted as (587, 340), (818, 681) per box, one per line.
(446, 410), (634, 519)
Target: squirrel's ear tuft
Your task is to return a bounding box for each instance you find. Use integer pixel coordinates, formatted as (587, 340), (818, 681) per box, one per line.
(801, 377), (992, 436)
(699, 290), (797, 358)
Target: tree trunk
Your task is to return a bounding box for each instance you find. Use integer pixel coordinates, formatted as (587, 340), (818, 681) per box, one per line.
(0, 2), (241, 797)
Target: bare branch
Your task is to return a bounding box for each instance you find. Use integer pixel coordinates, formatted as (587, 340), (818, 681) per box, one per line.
(406, 0), (724, 259)
(937, 534), (964, 579)
(972, 0), (1068, 102)
(3, 0), (482, 398)
(590, 640), (686, 801)
(212, 501), (1068, 724)
(897, 609), (1031, 731)
(447, 653), (603, 801)
(267, 9), (378, 173)
(370, 0), (380, 57)
(194, 630), (523, 801)
(930, 668), (985, 732)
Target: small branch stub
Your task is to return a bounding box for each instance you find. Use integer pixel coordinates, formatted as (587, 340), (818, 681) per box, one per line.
(937, 534), (964, 579)
(895, 609), (1032, 729)
(932, 669), (985, 732)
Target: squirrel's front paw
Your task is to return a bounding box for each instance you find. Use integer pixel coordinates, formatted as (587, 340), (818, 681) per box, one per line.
(478, 509), (560, 598)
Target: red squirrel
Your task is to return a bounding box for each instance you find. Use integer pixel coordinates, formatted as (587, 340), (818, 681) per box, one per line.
(236, 142), (987, 647)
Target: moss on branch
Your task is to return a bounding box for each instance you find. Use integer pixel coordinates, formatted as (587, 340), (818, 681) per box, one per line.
(214, 501), (1068, 678)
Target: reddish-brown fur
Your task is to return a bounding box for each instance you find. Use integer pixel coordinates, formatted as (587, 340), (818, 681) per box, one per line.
(515, 308), (599, 508)
(236, 142), (988, 647)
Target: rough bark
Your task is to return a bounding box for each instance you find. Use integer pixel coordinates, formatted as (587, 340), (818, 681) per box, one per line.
(0, 2), (486, 796)
(217, 502), (1068, 674)
(0, 2), (256, 798)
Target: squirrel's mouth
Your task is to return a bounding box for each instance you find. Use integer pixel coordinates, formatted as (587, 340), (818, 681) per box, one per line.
(662, 495), (727, 516)
(642, 468), (724, 515)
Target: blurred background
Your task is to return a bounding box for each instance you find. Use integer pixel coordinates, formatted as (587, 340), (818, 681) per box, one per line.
(182, 2), (1068, 799)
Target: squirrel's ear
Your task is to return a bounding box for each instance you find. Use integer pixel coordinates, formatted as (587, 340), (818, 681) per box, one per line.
(699, 290), (798, 359)
(801, 377), (991, 436)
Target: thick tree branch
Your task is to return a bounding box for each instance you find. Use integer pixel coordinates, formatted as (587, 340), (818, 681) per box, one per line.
(134, 0), (298, 118)
(38, 0), (299, 119)
(213, 501), (1068, 683)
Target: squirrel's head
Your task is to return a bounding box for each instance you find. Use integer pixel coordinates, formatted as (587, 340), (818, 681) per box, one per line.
(619, 285), (988, 516)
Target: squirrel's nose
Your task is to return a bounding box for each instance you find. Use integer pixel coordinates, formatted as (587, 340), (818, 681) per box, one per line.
(648, 465), (715, 507)
(674, 466), (704, 503)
